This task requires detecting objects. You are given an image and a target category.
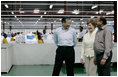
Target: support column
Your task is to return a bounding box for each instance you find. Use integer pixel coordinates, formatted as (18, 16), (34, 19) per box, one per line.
(114, 1), (117, 42)
(10, 26), (12, 32)
(51, 23), (53, 33)
(64, 1), (68, 15)
(3, 21), (5, 33)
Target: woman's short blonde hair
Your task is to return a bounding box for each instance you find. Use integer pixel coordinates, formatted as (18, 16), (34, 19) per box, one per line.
(87, 19), (96, 28)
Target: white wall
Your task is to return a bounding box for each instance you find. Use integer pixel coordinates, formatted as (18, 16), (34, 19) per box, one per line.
(1, 43), (116, 65)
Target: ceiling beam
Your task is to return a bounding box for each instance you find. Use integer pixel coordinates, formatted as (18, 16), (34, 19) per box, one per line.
(1, 15), (114, 17)
(1, 3), (114, 6)
(1, 10), (114, 13)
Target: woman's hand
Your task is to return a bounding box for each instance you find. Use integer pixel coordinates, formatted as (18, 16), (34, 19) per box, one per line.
(80, 58), (84, 64)
(94, 58), (97, 65)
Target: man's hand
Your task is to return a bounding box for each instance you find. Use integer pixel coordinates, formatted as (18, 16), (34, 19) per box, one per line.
(94, 58), (97, 65)
(100, 58), (106, 65)
(80, 58), (84, 64)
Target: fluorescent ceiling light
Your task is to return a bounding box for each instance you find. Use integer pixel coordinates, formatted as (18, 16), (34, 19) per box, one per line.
(44, 12), (47, 14)
(111, 10), (114, 14)
(34, 8), (40, 13)
(34, 21), (38, 26)
(19, 11), (25, 13)
(106, 10), (114, 15)
(11, 11), (14, 14)
(49, 4), (53, 9)
(96, 12), (99, 14)
(4, 4), (9, 8)
(106, 12), (111, 15)
(4, 22), (6, 23)
(40, 16), (43, 18)
(58, 9), (64, 14)
(72, 9), (79, 14)
(14, 15), (17, 18)
(19, 21), (24, 26)
(81, 22), (84, 24)
(19, 21), (21, 23)
(99, 10), (103, 14)
(91, 5), (98, 9)
(91, 16), (95, 18)
(19, 8), (24, 13)
(80, 19), (83, 21)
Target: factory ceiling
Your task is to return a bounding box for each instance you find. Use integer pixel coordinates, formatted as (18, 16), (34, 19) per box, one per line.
(1, 1), (115, 27)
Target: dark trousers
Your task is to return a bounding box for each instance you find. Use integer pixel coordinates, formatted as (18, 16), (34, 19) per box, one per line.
(52, 46), (75, 76)
(96, 51), (112, 76)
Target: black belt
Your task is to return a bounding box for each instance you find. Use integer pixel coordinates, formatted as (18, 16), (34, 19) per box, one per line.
(97, 51), (112, 56)
(58, 46), (74, 48)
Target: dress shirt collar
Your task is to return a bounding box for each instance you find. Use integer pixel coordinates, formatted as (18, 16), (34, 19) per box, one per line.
(101, 25), (107, 29)
(98, 25), (106, 30)
(62, 26), (70, 30)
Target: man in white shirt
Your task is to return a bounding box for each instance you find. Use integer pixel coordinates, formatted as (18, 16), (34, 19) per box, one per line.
(77, 26), (85, 42)
(15, 32), (20, 43)
(21, 32), (26, 43)
(52, 17), (77, 76)
(42, 29), (47, 43)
